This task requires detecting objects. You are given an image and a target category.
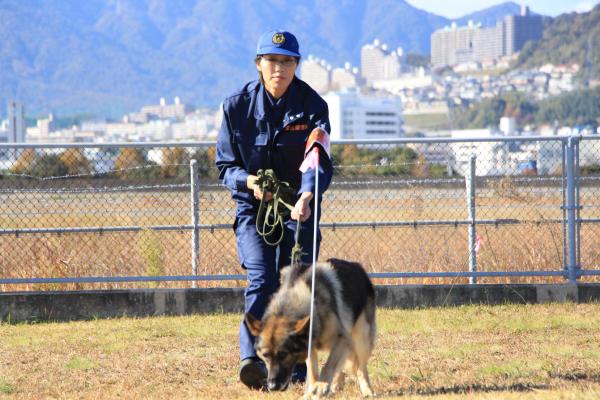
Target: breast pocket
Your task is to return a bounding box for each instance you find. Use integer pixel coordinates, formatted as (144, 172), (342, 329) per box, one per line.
(274, 130), (306, 174)
(233, 130), (269, 171)
(276, 130), (307, 147)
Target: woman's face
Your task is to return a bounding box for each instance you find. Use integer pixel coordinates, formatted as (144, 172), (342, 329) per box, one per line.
(256, 54), (298, 99)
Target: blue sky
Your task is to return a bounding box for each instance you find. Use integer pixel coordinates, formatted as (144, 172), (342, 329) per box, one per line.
(405, 0), (600, 19)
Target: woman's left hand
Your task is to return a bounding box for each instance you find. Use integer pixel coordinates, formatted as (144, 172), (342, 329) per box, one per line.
(291, 192), (313, 222)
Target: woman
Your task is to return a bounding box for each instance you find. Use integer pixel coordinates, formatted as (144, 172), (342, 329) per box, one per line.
(215, 29), (333, 390)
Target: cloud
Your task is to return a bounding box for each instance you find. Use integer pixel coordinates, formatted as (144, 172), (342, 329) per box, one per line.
(574, 1), (595, 13)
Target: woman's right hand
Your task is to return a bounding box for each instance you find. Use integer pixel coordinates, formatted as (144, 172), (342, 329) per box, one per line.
(247, 175), (273, 201)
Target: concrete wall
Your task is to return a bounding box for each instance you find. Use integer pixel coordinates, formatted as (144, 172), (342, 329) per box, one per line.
(1, 284), (599, 323)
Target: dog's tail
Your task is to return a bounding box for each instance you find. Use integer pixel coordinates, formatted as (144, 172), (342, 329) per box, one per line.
(365, 293), (376, 350)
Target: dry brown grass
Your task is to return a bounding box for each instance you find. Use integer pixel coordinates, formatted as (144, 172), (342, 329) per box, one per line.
(1, 303), (600, 399)
(1, 181), (599, 291)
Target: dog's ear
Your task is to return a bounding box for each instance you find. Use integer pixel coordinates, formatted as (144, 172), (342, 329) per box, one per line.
(293, 315), (310, 336)
(245, 313), (263, 336)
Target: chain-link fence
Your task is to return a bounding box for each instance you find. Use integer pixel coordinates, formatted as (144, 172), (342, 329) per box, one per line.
(1, 136), (598, 291)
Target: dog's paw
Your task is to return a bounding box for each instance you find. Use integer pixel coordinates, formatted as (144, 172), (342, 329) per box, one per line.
(360, 388), (375, 397)
(306, 381), (331, 398)
(330, 371), (345, 393)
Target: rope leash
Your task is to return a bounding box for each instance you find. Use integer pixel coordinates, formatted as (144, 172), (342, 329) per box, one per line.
(254, 169), (305, 266)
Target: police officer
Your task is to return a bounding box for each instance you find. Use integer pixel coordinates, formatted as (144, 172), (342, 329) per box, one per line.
(215, 29), (333, 390)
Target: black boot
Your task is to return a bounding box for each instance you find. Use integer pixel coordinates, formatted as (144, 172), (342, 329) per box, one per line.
(239, 357), (267, 390)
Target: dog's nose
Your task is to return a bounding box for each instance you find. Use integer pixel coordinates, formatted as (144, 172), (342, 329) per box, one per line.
(267, 380), (278, 391)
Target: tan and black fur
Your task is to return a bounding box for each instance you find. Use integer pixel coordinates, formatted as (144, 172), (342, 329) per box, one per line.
(245, 258), (376, 398)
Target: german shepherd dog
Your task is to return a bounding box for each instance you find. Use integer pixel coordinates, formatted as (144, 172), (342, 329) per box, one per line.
(245, 258), (376, 398)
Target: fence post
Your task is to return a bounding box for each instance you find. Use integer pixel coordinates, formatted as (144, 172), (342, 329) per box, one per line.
(466, 154), (477, 284)
(446, 154), (453, 177)
(190, 159), (200, 288)
(565, 136), (578, 283)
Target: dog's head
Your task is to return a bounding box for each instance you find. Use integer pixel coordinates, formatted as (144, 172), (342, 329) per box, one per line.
(245, 312), (310, 391)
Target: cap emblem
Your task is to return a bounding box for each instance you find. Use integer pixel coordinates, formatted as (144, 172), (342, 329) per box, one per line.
(272, 33), (286, 44)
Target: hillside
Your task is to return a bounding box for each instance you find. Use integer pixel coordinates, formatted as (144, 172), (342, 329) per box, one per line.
(515, 4), (600, 82)
(453, 87), (600, 128)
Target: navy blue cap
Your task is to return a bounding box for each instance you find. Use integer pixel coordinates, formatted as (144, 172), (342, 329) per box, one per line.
(256, 30), (301, 57)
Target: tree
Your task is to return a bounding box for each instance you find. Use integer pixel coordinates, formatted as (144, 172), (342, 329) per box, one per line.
(60, 148), (92, 176)
(191, 147), (218, 179)
(160, 147), (190, 179)
(29, 154), (69, 178)
(114, 148), (157, 180)
(10, 149), (37, 174)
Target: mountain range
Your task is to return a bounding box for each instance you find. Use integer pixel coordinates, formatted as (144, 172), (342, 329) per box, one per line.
(0, 0), (525, 117)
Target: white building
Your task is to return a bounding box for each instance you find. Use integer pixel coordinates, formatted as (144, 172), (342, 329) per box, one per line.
(372, 67), (433, 94)
(172, 112), (214, 140)
(128, 97), (190, 123)
(105, 122), (137, 141)
(135, 119), (172, 141)
(450, 128), (508, 176)
(536, 140), (562, 175)
(361, 40), (403, 84)
(7, 101), (26, 142)
(300, 56), (331, 93)
(499, 116), (517, 136)
(25, 114), (56, 141)
(322, 90), (403, 140)
(331, 63), (362, 91)
(0, 119), (8, 141)
(431, 8), (543, 67)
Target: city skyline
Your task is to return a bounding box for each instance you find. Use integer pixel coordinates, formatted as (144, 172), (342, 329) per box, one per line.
(406, 0), (599, 19)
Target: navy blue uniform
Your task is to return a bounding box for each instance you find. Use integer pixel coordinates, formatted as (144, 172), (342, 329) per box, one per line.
(216, 76), (333, 361)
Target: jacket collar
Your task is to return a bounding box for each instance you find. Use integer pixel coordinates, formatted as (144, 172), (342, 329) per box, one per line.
(254, 77), (305, 125)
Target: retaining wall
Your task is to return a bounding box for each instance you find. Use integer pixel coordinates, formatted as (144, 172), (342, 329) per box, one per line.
(2, 284), (600, 323)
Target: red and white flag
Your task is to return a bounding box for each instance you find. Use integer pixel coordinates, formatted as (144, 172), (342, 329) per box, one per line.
(300, 147), (319, 172)
(299, 127), (330, 172)
(474, 234), (484, 253)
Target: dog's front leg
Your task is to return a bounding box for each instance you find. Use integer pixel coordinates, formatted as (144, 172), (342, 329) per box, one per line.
(304, 349), (319, 400)
(308, 336), (352, 398)
(306, 348), (319, 387)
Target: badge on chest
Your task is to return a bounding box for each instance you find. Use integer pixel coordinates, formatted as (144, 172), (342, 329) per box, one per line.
(284, 123), (308, 132)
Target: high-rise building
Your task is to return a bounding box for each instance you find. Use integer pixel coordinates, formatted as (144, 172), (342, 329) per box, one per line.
(473, 22), (505, 62)
(300, 56), (331, 93)
(322, 90), (403, 140)
(431, 22), (479, 67)
(331, 63), (362, 91)
(431, 6), (543, 67)
(7, 101), (26, 143)
(361, 40), (402, 84)
(504, 6), (543, 56)
(133, 97), (189, 122)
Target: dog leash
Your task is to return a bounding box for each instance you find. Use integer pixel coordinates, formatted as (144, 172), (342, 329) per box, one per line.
(256, 153), (321, 391)
(254, 169), (305, 266)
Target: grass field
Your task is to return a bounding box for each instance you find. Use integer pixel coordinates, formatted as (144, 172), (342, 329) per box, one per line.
(403, 113), (451, 132)
(1, 303), (599, 399)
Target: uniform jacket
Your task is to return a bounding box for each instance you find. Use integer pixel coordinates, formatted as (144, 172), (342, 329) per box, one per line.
(216, 77), (333, 218)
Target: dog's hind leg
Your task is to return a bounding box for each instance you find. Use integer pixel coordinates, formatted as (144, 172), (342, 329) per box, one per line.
(331, 370), (346, 393)
(351, 312), (375, 397)
(356, 363), (374, 397)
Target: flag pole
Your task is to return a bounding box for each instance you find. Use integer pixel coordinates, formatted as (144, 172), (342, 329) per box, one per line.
(306, 146), (319, 389)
